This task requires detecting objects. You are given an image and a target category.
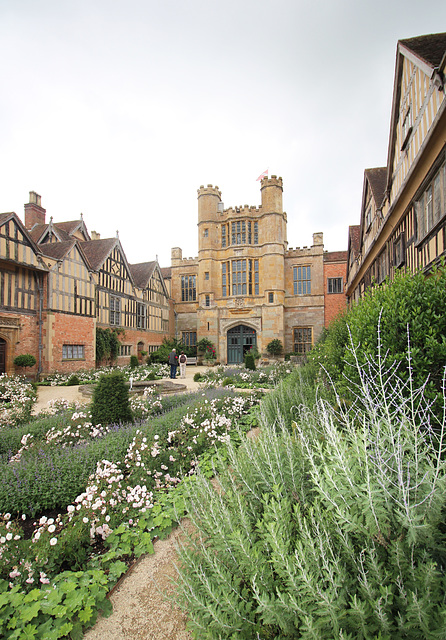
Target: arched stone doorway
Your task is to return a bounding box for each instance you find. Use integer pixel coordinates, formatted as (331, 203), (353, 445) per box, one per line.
(227, 325), (256, 364)
(0, 338), (6, 375)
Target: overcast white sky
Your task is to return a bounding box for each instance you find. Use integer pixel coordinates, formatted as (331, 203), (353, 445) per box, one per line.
(1, 1), (445, 267)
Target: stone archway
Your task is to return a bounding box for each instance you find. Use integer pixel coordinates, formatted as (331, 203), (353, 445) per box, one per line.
(227, 325), (257, 364)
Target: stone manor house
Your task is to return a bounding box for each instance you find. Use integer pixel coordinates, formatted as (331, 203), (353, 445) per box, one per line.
(166, 176), (347, 364)
(0, 178), (347, 375)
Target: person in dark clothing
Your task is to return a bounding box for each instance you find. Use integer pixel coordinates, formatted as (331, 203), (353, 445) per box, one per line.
(168, 348), (178, 379)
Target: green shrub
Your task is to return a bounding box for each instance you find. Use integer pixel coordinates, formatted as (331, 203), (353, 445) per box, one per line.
(146, 371), (156, 380)
(130, 355), (139, 368)
(193, 372), (202, 382)
(244, 351), (256, 370)
(266, 338), (283, 356)
(309, 265), (446, 414)
(95, 328), (121, 364)
(67, 374), (80, 386)
(91, 371), (133, 426)
(176, 348), (446, 639)
(222, 377), (235, 387)
(13, 353), (36, 369)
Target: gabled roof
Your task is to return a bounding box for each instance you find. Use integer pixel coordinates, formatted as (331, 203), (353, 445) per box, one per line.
(38, 239), (77, 261)
(80, 238), (118, 271)
(348, 225), (361, 260)
(55, 219), (90, 241)
(400, 33), (446, 69)
(364, 168), (387, 210)
(28, 223), (72, 244)
(386, 33), (446, 194)
(160, 266), (171, 279)
(0, 211), (48, 271)
(129, 261), (157, 289)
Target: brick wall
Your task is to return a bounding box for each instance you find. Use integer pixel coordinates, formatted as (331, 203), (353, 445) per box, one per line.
(42, 313), (96, 374)
(324, 256), (348, 328)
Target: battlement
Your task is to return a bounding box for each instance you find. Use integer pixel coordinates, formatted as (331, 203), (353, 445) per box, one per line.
(197, 184), (222, 199)
(260, 175), (283, 189)
(222, 204), (261, 216)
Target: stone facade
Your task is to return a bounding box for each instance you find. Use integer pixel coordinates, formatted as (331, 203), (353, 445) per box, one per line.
(171, 176), (347, 364)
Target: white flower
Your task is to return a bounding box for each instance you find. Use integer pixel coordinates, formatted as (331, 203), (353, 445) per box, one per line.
(49, 537), (58, 546)
(48, 524), (56, 533)
(67, 505), (75, 513)
(83, 517), (89, 523)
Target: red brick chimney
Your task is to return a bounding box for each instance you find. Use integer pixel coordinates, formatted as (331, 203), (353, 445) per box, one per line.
(24, 191), (46, 230)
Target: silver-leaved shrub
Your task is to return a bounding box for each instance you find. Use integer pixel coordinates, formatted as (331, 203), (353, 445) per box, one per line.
(175, 344), (446, 639)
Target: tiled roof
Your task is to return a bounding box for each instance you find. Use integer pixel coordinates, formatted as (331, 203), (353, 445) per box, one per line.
(324, 251), (347, 262)
(160, 267), (171, 278)
(80, 238), (117, 271)
(365, 167), (387, 209)
(39, 240), (76, 261)
(29, 223), (73, 244)
(400, 32), (446, 68)
(129, 261), (157, 288)
(0, 212), (15, 225)
(349, 225), (361, 254)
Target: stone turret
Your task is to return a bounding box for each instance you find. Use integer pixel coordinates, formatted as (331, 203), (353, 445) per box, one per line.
(260, 175), (283, 213)
(197, 184), (222, 224)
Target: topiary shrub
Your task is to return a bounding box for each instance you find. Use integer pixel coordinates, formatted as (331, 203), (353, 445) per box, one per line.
(146, 371), (156, 380)
(14, 354), (36, 370)
(67, 374), (80, 386)
(193, 372), (202, 382)
(244, 352), (256, 371)
(130, 355), (139, 368)
(266, 339), (283, 356)
(91, 370), (133, 426)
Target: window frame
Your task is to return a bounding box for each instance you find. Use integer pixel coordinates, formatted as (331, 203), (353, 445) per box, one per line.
(293, 265), (311, 295)
(62, 344), (85, 360)
(327, 277), (343, 294)
(110, 295), (121, 326)
(293, 327), (313, 354)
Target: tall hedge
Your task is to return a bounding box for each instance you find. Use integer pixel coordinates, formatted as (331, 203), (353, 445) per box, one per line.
(91, 370), (133, 426)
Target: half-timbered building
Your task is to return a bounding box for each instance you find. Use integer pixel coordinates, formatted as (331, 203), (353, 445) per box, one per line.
(0, 192), (172, 377)
(347, 32), (446, 300)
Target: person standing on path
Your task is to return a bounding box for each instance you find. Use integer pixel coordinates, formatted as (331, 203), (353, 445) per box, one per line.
(169, 348), (178, 379)
(179, 351), (187, 378)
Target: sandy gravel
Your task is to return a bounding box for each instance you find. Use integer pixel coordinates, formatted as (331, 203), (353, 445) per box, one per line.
(84, 521), (194, 640)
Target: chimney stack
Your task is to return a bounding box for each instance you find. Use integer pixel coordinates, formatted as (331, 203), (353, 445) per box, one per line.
(24, 191), (46, 230)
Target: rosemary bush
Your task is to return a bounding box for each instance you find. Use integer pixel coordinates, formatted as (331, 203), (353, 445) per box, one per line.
(176, 345), (446, 639)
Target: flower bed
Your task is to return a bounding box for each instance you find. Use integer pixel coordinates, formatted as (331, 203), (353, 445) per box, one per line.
(39, 362), (169, 386)
(0, 374), (37, 428)
(0, 384), (263, 639)
(199, 361), (296, 389)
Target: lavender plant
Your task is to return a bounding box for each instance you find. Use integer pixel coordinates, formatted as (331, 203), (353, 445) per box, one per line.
(175, 344), (446, 639)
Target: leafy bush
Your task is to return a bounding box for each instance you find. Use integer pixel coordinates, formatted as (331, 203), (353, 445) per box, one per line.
(91, 370), (133, 426)
(130, 355), (139, 368)
(309, 265), (446, 414)
(13, 353), (36, 369)
(266, 338), (283, 356)
(244, 351), (256, 371)
(67, 374), (80, 386)
(193, 372), (202, 382)
(95, 327), (121, 364)
(176, 347), (446, 639)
